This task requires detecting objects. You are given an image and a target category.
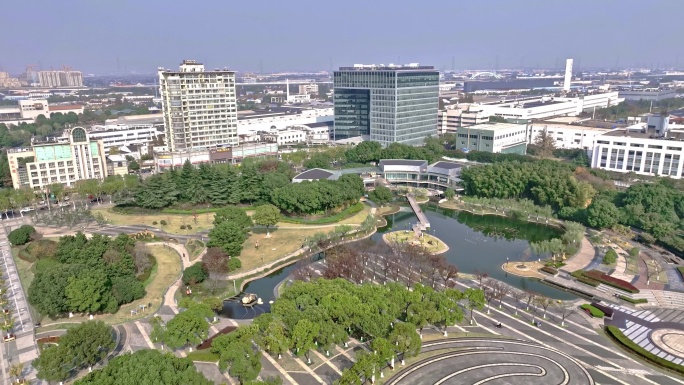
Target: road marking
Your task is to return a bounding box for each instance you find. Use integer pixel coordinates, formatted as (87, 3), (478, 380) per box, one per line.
(134, 321), (155, 349)
(438, 363), (547, 385)
(310, 349), (342, 375)
(291, 352), (325, 384)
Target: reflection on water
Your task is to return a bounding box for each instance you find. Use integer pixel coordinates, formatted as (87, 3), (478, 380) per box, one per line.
(220, 203), (575, 320)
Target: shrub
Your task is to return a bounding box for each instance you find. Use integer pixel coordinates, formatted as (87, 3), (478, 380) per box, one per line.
(584, 269), (639, 293)
(186, 349), (219, 362)
(580, 304), (605, 318)
(180, 225), (187, 230)
(152, 221), (158, 225)
(628, 247), (640, 258)
(182, 262), (208, 285)
(606, 325), (684, 375)
(618, 296), (647, 304)
(186, 225), (192, 230)
(227, 258), (242, 272)
(159, 220), (168, 227)
(540, 266), (558, 275)
(602, 249), (617, 265)
(8, 225), (35, 246)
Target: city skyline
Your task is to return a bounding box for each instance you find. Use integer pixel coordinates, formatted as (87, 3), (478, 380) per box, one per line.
(2, 0), (684, 74)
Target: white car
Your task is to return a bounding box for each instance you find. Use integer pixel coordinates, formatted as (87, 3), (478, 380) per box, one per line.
(19, 207), (34, 213)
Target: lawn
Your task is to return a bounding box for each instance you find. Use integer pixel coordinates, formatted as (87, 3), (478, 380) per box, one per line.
(11, 248), (35, 292)
(276, 204), (371, 228)
(91, 207), (216, 235)
(186, 239), (206, 261)
(237, 227), (339, 273)
(40, 244), (182, 326)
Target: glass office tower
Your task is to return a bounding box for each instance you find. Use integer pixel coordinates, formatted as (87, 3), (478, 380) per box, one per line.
(333, 65), (439, 146)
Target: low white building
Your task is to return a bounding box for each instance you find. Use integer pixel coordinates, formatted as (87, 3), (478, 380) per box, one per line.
(455, 123), (529, 154)
(237, 107), (333, 134)
(87, 124), (162, 154)
(261, 130), (307, 145)
(591, 124), (684, 178)
(469, 92), (623, 121)
(298, 84), (319, 94)
(0, 100), (84, 125)
(527, 122), (610, 150)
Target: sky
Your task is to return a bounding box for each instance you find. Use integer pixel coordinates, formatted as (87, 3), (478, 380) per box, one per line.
(2, 0), (683, 74)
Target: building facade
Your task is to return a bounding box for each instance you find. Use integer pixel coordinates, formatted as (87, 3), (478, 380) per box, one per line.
(591, 129), (684, 178)
(298, 84), (319, 94)
(334, 64), (439, 146)
(618, 89), (676, 102)
(38, 70), (83, 87)
(454, 123), (529, 154)
(7, 127), (108, 189)
(158, 60), (238, 151)
(527, 122), (609, 150)
(88, 124), (162, 154)
(379, 160), (463, 191)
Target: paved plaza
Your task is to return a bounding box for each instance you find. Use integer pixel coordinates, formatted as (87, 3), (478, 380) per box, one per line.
(387, 337), (593, 385)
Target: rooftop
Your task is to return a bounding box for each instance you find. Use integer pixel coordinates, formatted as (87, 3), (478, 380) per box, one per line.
(379, 159), (428, 166)
(467, 122), (527, 131)
(293, 168), (335, 181)
(503, 100), (564, 108)
(338, 64), (435, 71)
(431, 161), (463, 170)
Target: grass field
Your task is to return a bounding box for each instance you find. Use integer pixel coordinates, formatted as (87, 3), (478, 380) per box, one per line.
(92, 207), (216, 234)
(11, 248), (35, 292)
(40, 244), (182, 326)
(238, 227), (336, 272)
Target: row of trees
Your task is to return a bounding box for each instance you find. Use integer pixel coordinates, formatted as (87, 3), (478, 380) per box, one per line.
(28, 233), (152, 316)
(34, 321), (115, 382)
(130, 159), (365, 215)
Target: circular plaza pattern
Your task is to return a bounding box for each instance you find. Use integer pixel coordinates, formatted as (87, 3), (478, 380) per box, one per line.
(650, 329), (684, 360)
(386, 337), (594, 385)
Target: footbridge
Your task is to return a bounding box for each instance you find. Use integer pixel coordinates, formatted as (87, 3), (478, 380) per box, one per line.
(407, 195), (430, 235)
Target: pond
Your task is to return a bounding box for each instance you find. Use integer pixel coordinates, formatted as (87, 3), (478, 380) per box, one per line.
(220, 203), (576, 319)
(374, 204), (575, 299)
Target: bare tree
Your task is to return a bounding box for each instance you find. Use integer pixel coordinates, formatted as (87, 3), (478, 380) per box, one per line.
(428, 254), (445, 290)
(495, 282), (511, 309)
(483, 280), (496, 314)
(203, 247), (230, 278)
(534, 296), (552, 319)
(511, 290), (525, 316)
(440, 263), (459, 289)
(556, 302), (576, 327)
(524, 290), (537, 312)
(475, 270), (489, 289)
(292, 259), (315, 281)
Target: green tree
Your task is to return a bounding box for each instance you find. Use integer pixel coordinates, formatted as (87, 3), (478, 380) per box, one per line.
(60, 321), (115, 367)
(214, 206), (253, 233)
(65, 269), (115, 313)
(444, 187), (456, 200)
(368, 186), (393, 205)
(603, 249), (618, 265)
(291, 319), (320, 363)
(182, 262), (209, 285)
(303, 152), (332, 169)
(253, 204), (281, 229)
(162, 306), (212, 349)
(208, 221), (247, 257)
(34, 345), (71, 382)
(128, 159), (140, 172)
(533, 130), (556, 159)
(586, 199), (620, 229)
(74, 350), (212, 385)
(389, 322), (421, 365)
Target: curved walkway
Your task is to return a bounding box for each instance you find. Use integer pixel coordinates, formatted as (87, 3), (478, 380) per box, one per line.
(561, 236), (597, 273)
(386, 337), (594, 385)
(146, 242), (192, 315)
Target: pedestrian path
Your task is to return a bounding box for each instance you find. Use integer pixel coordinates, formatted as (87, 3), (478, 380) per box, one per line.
(561, 236), (596, 273)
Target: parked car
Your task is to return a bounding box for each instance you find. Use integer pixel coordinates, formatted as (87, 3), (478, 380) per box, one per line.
(19, 207), (34, 214)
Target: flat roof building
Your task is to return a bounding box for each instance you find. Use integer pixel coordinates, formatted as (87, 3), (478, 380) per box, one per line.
(618, 88), (676, 102)
(454, 122), (529, 155)
(7, 127), (108, 189)
(158, 60), (238, 151)
(334, 64), (439, 146)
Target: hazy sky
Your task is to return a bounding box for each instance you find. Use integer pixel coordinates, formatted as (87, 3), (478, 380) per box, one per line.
(2, 0), (683, 74)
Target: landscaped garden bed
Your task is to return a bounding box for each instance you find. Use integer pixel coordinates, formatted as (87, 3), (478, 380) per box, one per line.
(580, 304), (605, 318)
(539, 266), (558, 275)
(618, 296), (648, 304)
(584, 270), (639, 293)
(605, 325), (684, 375)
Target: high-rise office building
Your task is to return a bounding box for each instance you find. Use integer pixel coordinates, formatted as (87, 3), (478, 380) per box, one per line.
(158, 60), (237, 151)
(333, 64), (439, 146)
(38, 70), (83, 87)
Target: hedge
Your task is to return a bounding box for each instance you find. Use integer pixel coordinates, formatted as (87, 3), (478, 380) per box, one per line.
(112, 204), (256, 216)
(279, 202), (365, 225)
(584, 269), (639, 293)
(571, 270), (600, 287)
(186, 349), (219, 363)
(540, 266), (558, 275)
(618, 296), (647, 304)
(606, 325), (684, 375)
(580, 304), (605, 318)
